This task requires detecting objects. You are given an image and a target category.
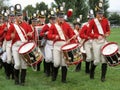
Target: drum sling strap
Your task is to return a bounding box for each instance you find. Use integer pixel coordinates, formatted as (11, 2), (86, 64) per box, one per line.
(14, 24), (27, 42)
(94, 18), (104, 35)
(55, 23), (66, 41)
(74, 29), (81, 43)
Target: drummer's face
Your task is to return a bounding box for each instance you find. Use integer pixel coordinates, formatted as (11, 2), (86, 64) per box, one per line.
(57, 16), (64, 23)
(9, 15), (15, 23)
(16, 15), (23, 22)
(96, 13), (103, 20)
(75, 24), (80, 30)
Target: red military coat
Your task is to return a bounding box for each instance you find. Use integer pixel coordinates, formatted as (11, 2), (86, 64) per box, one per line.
(6, 22), (33, 44)
(40, 23), (51, 39)
(47, 22), (75, 43)
(80, 23), (90, 40)
(0, 23), (7, 42)
(87, 17), (110, 39)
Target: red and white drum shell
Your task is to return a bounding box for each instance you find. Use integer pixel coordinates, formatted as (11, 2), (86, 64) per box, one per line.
(18, 41), (43, 66)
(101, 42), (120, 66)
(18, 42), (36, 54)
(61, 43), (83, 65)
(61, 43), (79, 52)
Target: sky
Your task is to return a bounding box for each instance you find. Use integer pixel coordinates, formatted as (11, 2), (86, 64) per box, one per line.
(8, 0), (120, 11)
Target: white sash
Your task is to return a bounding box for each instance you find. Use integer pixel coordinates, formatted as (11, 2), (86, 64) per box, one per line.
(74, 29), (81, 42)
(94, 18), (104, 35)
(55, 23), (65, 40)
(7, 23), (10, 28)
(47, 23), (51, 27)
(14, 24), (27, 42)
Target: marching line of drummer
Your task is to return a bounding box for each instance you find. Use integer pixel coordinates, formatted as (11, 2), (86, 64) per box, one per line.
(0, 0), (114, 86)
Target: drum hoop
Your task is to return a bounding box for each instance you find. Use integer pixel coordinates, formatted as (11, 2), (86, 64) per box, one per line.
(18, 41), (36, 54)
(61, 43), (79, 52)
(31, 55), (43, 66)
(101, 42), (118, 56)
(108, 62), (120, 67)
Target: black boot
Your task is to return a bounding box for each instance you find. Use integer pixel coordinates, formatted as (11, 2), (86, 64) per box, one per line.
(90, 64), (96, 79)
(50, 62), (53, 76)
(61, 66), (67, 83)
(0, 58), (3, 69)
(6, 63), (11, 79)
(14, 69), (20, 85)
(10, 64), (14, 79)
(85, 61), (90, 74)
(101, 63), (107, 82)
(75, 62), (81, 72)
(46, 63), (50, 77)
(37, 61), (41, 71)
(2, 62), (8, 79)
(20, 69), (26, 86)
(43, 59), (47, 73)
(52, 67), (59, 81)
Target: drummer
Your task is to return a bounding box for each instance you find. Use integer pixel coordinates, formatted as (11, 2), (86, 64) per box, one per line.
(47, 6), (75, 83)
(87, 1), (110, 82)
(72, 17), (84, 72)
(80, 10), (94, 74)
(40, 10), (56, 77)
(6, 4), (33, 85)
(36, 11), (46, 72)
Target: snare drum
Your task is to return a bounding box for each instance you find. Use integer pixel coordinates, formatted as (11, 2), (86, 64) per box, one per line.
(61, 43), (83, 65)
(18, 42), (43, 66)
(101, 42), (120, 66)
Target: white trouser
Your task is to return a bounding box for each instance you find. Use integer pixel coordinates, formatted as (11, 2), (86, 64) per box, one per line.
(92, 39), (107, 65)
(6, 40), (13, 64)
(44, 40), (53, 63)
(84, 40), (94, 62)
(1, 52), (7, 63)
(53, 41), (67, 67)
(2, 40), (6, 52)
(12, 41), (27, 69)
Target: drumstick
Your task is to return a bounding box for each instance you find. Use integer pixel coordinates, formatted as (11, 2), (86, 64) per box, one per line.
(66, 34), (78, 43)
(79, 39), (86, 47)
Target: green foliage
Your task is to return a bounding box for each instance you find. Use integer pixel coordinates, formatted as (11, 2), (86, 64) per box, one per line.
(0, 28), (120, 90)
(109, 13), (120, 25)
(54, 0), (88, 22)
(24, 5), (36, 17)
(24, 2), (48, 18)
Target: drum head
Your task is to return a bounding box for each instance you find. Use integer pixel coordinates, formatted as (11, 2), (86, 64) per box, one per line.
(18, 42), (36, 54)
(61, 43), (79, 52)
(101, 42), (118, 56)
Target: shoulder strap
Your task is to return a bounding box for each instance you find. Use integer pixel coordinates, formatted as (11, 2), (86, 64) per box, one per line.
(94, 18), (104, 35)
(54, 23), (66, 40)
(13, 24), (27, 42)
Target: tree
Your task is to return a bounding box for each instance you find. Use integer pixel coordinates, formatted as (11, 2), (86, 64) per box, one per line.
(74, 0), (88, 22)
(109, 13), (120, 25)
(54, 0), (88, 22)
(0, 0), (9, 11)
(24, 5), (35, 18)
(24, 2), (48, 18)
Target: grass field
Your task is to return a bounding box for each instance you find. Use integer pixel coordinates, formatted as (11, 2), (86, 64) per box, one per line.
(0, 28), (120, 90)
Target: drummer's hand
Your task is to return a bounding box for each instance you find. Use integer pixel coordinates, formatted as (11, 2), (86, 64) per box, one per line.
(55, 35), (59, 40)
(11, 33), (15, 39)
(105, 33), (109, 37)
(98, 35), (103, 40)
(44, 32), (48, 36)
(27, 32), (32, 37)
(4, 27), (8, 31)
